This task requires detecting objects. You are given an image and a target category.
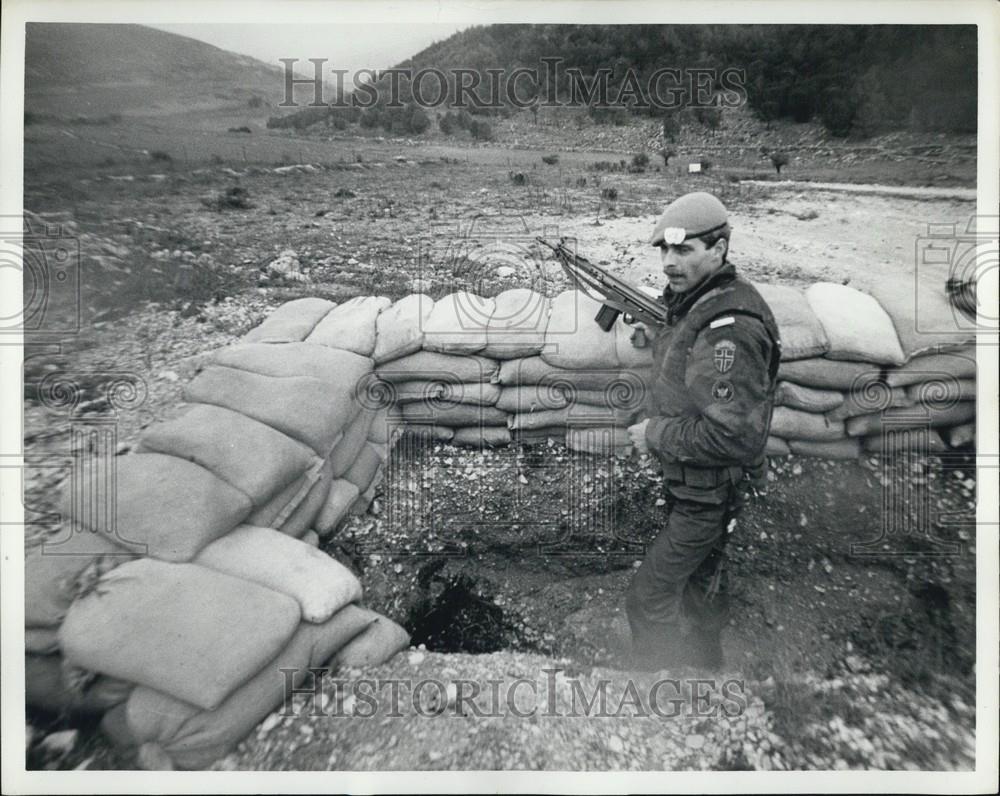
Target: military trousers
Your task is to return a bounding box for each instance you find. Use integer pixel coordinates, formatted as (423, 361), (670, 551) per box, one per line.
(625, 480), (744, 669)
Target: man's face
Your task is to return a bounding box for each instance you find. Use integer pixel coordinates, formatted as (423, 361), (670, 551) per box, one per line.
(659, 236), (726, 293)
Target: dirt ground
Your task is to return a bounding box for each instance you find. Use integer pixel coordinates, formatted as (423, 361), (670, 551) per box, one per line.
(21, 118), (980, 771)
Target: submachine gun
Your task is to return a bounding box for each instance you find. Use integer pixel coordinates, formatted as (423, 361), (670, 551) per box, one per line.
(537, 238), (667, 346)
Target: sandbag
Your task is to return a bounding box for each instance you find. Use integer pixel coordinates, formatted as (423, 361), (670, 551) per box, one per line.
(508, 405), (636, 430)
(542, 290), (619, 369)
(769, 407), (846, 441)
(846, 402), (976, 436)
(422, 291), (494, 354)
(331, 610), (411, 668)
(826, 386), (913, 421)
(482, 289), (550, 359)
(777, 358), (882, 391)
(494, 356), (641, 391)
(379, 379), (448, 404)
(185, 366), (353, 456)
(103, 605), (378, 770)
(245, 463), (324, 532)
(211, 341), (372, 386)
(399, 401), (508, 428)
(905, 378), (976, 405)
(375, 350), (499, 383)
(884, 348), (977, 388)
(316, 479), (361, 536)
(26, 627), (60, 654)
(242, 298), (336, 344)
(865, 277), (977, 360)
(566, 427), (633, 454)
(947, 423), (975, 448)
(277, 459), (334, 539)
(788, 438), (861, 459)
(366, 407), (391, 444)
(775, 381), (844, 413)
(344, 442), (388, 491)
(307, 296), (392, 357)
(563, 387), (646, 413)
(805, 283), (905, 365)
(329, 408), (376, 478)
(862, 429), (949, 454)
(26, 654), (132, 715)
(513, 426), (568, 445)
(61, 453), (253, 563)
(25, 527), (137, 628)
(753, 283), (829, 361)
(372, 293), (434, 364)
(393, 424), (455, 442)
(390, 380), (501, 406)
(59, 558), (301, 710)
(452, 426), (512, 447)
(765, 436), (791, 456)
(496, 384), (568, 413)
(137, 404), (320, 507)
(195, 525), (361, 623)
(350, 476), (381, 516)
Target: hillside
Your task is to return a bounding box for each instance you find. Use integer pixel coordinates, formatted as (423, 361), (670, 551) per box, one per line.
(24, 23), (290, 118)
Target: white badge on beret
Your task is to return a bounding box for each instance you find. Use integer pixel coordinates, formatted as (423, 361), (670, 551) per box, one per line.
(661, 227), (686, 245)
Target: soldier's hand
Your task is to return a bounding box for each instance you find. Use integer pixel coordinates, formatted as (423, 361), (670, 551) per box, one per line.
(628, 419), (650, 455)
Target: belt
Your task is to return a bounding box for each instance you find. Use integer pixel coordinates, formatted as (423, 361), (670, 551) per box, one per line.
(661, 461), (744, 488)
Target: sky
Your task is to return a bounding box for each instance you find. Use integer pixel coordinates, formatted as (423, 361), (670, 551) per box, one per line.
(149, 23), (467, 75)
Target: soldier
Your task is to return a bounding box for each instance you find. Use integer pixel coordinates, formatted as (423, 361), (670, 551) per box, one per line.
(626, 191), (781, 670)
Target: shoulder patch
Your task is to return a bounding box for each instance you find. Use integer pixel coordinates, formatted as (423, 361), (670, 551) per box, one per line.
(713, 339), (736, 373)
(710, 316), (735, 329)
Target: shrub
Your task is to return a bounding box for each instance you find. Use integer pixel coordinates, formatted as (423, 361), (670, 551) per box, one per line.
(601, 187), (619, 201)
(541, 154), (560, 165)
(149, 150), (173, 163)
(439, 112), (457, 135)
(407, 107), (431, 135)
(630, 152), (650, 171)
(469, 119), (493, 141)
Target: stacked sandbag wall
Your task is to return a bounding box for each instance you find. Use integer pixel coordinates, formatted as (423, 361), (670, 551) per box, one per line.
(293, 282), (976, 463)
(25, 297), (411, 770)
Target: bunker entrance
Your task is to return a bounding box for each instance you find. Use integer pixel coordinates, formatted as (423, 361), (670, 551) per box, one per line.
(406, 573), (512, 654)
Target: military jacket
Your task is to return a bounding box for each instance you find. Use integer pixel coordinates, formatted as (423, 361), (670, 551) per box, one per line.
(644, 263), (781, 470)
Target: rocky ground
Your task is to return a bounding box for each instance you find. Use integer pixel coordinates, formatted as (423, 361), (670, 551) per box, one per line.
(21, 116), (981, 771)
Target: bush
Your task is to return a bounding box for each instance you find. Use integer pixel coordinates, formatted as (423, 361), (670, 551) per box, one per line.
(601, 187), (619, 201)
(509, 172), (527, 186)
(227, 126), (252, 134)
(630, 152), (650, 171)
(149, 150), (173, 163)
(439, 112), (458, 135)
(694, 107), (723, 130)
(407, 107), (431, 135)
(541, 154), (560, 165)
(770, 151), (790, 174)
(469, 119), (493, 141)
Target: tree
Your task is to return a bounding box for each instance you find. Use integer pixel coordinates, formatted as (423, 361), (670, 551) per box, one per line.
(770, 151), (789, 174)
(661, 147), (677, 166)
